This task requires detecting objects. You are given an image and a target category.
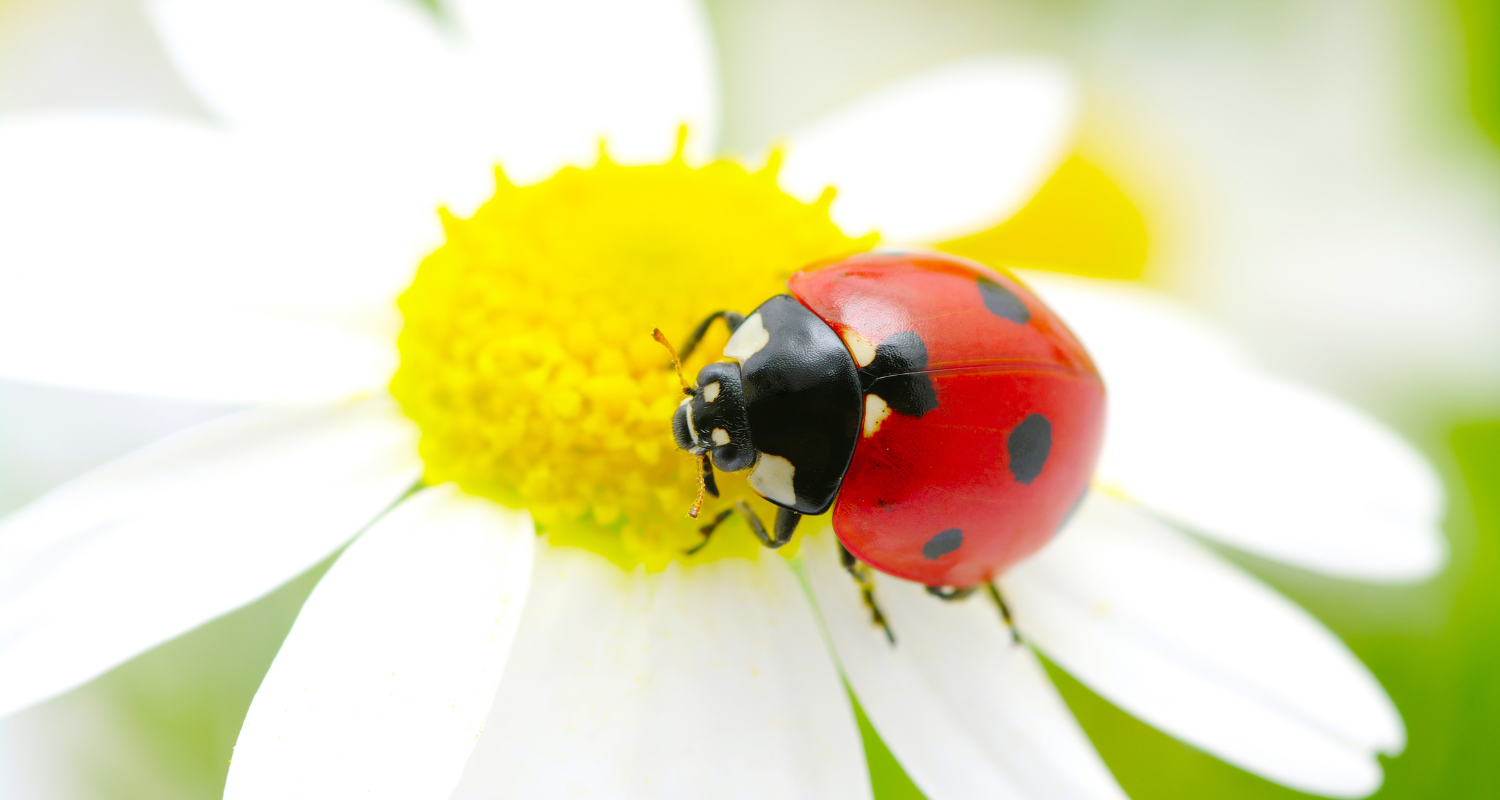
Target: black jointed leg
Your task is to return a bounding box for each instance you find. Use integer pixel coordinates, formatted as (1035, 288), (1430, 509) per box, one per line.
(686, 506), (734, 556)
(679, 310), (746, 362)
(772, 508), (801, 547)
(925, 585), (977, 601)
(740, 503), (799, 549)
(986, 582), (1024, 646)
(686, 500), (798, 555)
(840, 543), (895, 645)
(736, 500), (771, 545)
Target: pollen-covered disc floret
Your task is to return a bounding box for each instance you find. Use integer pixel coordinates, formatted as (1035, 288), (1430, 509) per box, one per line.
(392, 144), (871, 569)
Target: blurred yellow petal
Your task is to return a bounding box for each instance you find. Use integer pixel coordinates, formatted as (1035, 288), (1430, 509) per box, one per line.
(941, 156), (1148, 281)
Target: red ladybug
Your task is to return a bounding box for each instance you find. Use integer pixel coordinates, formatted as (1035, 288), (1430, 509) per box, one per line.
(668, 251), (1105, 638)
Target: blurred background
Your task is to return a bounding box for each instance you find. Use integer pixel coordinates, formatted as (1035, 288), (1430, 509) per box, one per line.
(1, 0), (1498, 797)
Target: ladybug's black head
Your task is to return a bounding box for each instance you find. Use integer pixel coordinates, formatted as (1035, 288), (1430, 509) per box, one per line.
(671, 361), (756, 473)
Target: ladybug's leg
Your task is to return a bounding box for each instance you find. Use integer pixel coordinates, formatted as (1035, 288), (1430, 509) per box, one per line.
(687, 499), (788, 555)
(924, 585), (977, 601)
(678, 310), (746, 362)
(730, 503), (801, 550)
(984, 583), (1024, 646)
(734, 500), (772, 545)
(685, 506), (735, 556)
(771, 508), (801, 547)
(839, 543), (895, 645)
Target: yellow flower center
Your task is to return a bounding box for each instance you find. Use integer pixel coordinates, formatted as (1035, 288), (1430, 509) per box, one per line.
(391, 139), (872, 570)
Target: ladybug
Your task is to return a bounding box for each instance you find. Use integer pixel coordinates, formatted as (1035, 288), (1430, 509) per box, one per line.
(667, 251), (1105, 639)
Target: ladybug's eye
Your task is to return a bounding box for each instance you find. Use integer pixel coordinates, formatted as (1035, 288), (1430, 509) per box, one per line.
(391, 136), (871, 567)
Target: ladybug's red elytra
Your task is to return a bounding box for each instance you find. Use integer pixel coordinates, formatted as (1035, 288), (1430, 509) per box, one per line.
(668, 251), (1105, 639)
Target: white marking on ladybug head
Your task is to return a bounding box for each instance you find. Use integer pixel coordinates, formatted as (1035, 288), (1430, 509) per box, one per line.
(842, 329), (877, 368)
(702, 382), (721, 403)
(711, 428), (731, 446)
(723, 313), (769, 363)
(749, 453), (797, 507)
(863, 394), (892, 438)
(679, 396), (700, 447)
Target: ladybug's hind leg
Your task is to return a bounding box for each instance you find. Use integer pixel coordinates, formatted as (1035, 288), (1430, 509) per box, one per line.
(839, 543), (895, 645)
(925, 584), (1023, 645)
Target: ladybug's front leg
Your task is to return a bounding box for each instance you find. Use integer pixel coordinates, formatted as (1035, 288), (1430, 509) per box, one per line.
(677, 309), (746, 362)
(839, 543), (895, 645)
(731, 503), (800, 548)
(685, 500), (799, 555)
(769, 508), (801, 546)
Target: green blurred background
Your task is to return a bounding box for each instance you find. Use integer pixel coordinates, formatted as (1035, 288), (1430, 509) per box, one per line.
(1, 0), (1498, 797)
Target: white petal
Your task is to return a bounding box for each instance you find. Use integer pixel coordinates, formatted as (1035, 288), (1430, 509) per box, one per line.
(1017, 271), (1248, 373)
(1022, 271), (1446, 582)
(448, 0), (720, 173)
(453, 544), (869, 800)
(1105, 373), (1445, 581)
(148, 0), (458, 134)
(0, 399), (421, 717)
(0, 113), (443, 401)
(148, 0), (515, 212)
(225, 485), (534, 800)
(152, 0), (718, 203)
(779, 56), (1077, 242)
(0, 288), (398, 403)
(0, 112), (438, 307)
(804, 530), (1125, 800)
(1004, 493), (1401, 798)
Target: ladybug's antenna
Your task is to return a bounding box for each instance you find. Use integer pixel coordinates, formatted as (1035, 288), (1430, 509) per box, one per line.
(655, 327), (705, 518)
(687, 453), (721, 519)
(652, 328), (693, 396)
(689, 473), (706, 519)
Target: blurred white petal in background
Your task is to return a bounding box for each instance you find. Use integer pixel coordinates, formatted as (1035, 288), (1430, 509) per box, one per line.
(0, 0), (1491, 798)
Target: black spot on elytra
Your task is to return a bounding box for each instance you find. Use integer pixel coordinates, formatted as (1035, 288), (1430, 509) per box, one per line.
(859, 330), (939, 417)
(922, 528), (963, 560)
(977, 277), (1031, 324)
(1007, 414), (1052, 484)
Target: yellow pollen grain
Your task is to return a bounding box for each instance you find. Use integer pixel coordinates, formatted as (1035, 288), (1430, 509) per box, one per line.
(391, 141), (872, 570)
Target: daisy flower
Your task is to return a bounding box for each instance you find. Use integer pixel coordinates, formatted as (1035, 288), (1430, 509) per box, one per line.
(0, 0), (1444, 798)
